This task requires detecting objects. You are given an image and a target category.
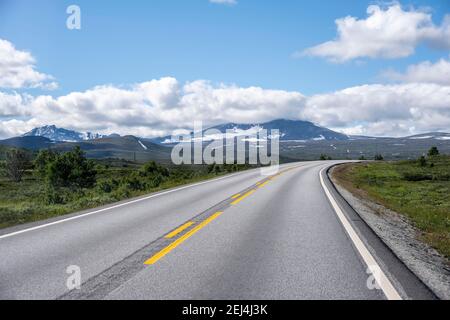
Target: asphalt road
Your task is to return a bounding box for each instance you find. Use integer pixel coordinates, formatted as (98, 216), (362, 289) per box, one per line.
(0, 161), (435, 300)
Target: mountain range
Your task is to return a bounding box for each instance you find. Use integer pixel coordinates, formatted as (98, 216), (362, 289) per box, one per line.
(22, 125), (110, 142)
(151, 119), (349, 144)
(0, 120), (449, 161)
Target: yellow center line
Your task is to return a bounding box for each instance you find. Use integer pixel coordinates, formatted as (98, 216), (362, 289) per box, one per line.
(270, 173), (282, 180)
(230, 189), (256, 205)
(231, 193), (241, 199)
(258, 180), (270, 188)
(164, 221), (195, 239)
(145, 212), (223, 265)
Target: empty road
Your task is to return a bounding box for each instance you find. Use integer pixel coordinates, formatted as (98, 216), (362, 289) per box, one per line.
(0, 161), (435, 300)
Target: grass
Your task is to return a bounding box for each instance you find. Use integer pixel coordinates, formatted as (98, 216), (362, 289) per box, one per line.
(0, 160), (253, 230)
(332, 155), (450, 259)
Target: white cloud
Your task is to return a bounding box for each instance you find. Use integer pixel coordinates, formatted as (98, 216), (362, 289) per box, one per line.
(304, 83), (450, 136)
(382, 58), (450, 85)
(209, 0), (237, 5)
(0, 39), (58, 89)
(0, 92), (32, 117)
(0, 77), (306, 138)
(0, 77), (449, 139)
(300, 4), (450, 62)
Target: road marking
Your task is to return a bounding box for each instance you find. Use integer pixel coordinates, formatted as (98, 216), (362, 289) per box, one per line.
(0, 168), (267, 241)
(231, 193), (241, 199)
(258, 180), (270, 189)
(319, 168), (402, 300)
(230, 190), (256, 205)
(0, 162), (303, 241)
(145, 212), (223, 265)
(164, 221), (194, 239)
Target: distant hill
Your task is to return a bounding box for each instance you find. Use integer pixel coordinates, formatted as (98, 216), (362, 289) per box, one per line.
(405, 132), (450, 141)
(52, 135), (172, 162)
(0, 136), (55, 150)
(1, 121), (449, 161)
(0, 135), (172, 163)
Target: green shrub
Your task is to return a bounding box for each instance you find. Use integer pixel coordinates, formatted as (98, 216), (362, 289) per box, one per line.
(34, 149), (58, 178)
(5, 149), (30, 182)
(148, 174), (164, 188)
(428, 146), (439, 157)
(123, 172), (146, 191)
(418, 156), (427, 167)
(45, 185), (66, 204)
(47, 147), (97, 189)
(402, 172), (433, 181)
(141, 161), (169, 177)
(112, 184), (131, 200)
(97, 179), (119, 193)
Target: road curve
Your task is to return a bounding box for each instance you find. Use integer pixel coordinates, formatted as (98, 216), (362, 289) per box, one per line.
(0, 161), (435, 300)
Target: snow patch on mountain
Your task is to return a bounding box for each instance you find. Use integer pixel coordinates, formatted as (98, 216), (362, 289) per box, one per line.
(23, 125), (106, 142)
(138, 140), (148, 150)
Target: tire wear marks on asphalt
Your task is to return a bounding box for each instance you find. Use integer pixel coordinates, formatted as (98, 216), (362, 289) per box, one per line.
(59, 165), (302, 300)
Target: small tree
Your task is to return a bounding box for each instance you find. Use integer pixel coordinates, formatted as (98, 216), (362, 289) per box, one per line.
(5, 149), (29, 182)
(359, 155), (366, 160)
(141, 160), (169, 177)
(418, 156), (427, 167)
(34, 149), (58, 178)
(47, 146), (97, 189)
(428, 146), (439, 157)
(374, 154), (384, 161)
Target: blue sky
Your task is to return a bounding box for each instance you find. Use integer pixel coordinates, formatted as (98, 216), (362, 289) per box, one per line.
(0, 0), (449, 138)
(1, 0), (448, 95)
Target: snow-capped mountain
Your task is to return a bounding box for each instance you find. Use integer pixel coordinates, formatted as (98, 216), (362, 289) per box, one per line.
(406, 132), (450, 141)
(152, 119), (350, 144)
(211, 120), (349, 141)
(23, 125), (106, 142)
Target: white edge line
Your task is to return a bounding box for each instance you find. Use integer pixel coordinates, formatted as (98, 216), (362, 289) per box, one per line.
(0, 163), (300, 240)
(0, 169), (263, 241)
(319, 167), (402, 300)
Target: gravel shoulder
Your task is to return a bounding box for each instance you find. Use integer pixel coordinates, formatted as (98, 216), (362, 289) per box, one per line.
(330, 165), (450, 300)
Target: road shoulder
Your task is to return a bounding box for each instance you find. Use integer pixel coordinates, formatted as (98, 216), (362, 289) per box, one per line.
(329, 165), (450, 300)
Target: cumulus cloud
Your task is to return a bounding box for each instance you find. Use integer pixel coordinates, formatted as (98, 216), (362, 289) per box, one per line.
(0, 78), (306, 138)
(0, 77), (449, 139)
(0, 92), (32, 117)
(0, 39), (58, 89)
(209, 0), (237, 5)
(300, 4), (450, 62)
(304, 83), (450, 136)
(382, 57), (450, 85)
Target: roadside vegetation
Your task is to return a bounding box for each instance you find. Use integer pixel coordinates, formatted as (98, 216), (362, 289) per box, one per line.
(332, 147), (450, 259)
(0, 147), (253, 229)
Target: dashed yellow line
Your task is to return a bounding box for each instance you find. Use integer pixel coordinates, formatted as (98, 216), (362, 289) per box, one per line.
(145, 212), (223, 265)
(164, 221), (195, 239)
(231, 189), (256, 205)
